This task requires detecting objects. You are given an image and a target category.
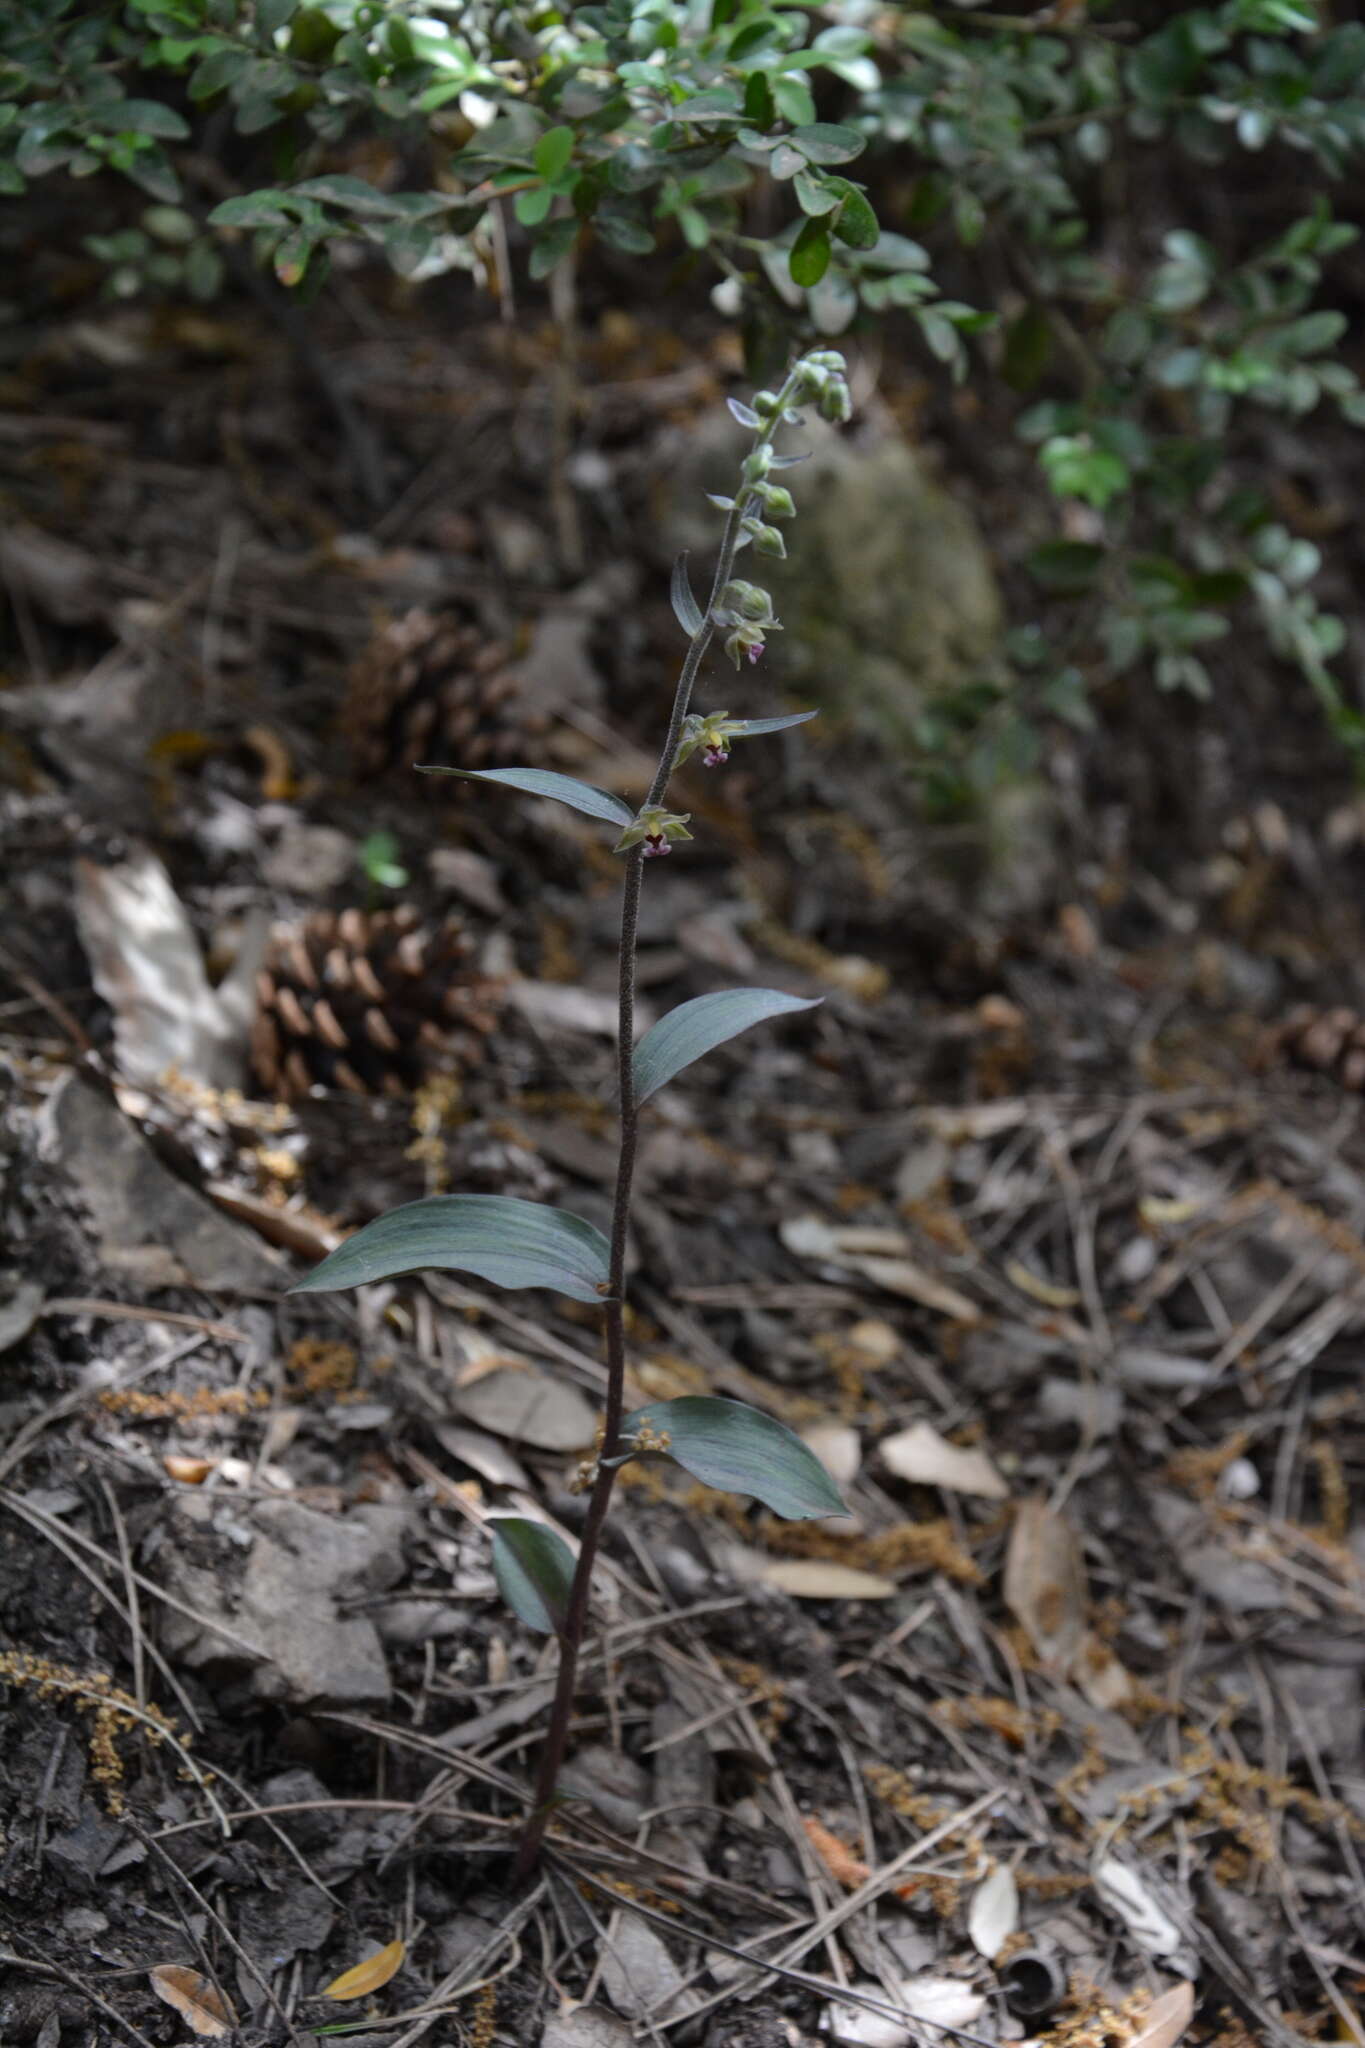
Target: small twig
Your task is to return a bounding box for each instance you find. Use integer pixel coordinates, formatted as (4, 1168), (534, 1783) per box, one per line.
(0, 1942), (160, 2048)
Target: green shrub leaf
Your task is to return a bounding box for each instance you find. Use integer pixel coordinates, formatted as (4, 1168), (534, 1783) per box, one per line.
(288, 1195), (611, 1303)
(490, 1517), (576, 1635)
(534, 124), (574, 182)
(790, 216), (831, 287)
(622, 1397), (846, 1519)
(634, 988), (820, 1104)
(415, 765), (634, 828)
(790, 122), (866, 166)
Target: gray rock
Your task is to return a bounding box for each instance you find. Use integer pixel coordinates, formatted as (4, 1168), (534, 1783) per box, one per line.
(558, 1744), (651, 1834)
(39, 1074), (281, 1293)
(1151, 1491), (1285, 1613)
(160, 1495), (406, 1706)
(541, 2011), (635, 2048)
(598, 1915), (697, 2024)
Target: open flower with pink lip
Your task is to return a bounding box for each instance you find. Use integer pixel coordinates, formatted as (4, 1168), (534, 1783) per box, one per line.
(613, 804), (693, 858)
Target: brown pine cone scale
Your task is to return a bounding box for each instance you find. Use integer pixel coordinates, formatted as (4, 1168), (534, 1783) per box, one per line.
(344, 608), (546, 783)
(253, 906), (499, 1099)
(1265, 1003), (1365, 1092)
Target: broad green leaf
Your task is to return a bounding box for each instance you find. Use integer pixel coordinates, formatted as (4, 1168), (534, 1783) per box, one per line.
(291, 174), (410, 216)
(790, 121), (865, 166)
(622, 1397), (846, 1520)
(672, 553), (704, 637)
(794, 167), (839, 217)
(209, 189), (294, 227)
(98, 98), (191, 139)
(491, 1517), (575, 1635)
(634, 987), (820, 1104)
(534, 124), (574, 181)
(415, 765), (634, 828)
(529, 215), (578, 279)
(790, 216), (831, 288)
(288, 1195), (611, 1303)
(827, 178), (878, 251)
(515, 183), (553, 226)
(189, 45), (250, 98)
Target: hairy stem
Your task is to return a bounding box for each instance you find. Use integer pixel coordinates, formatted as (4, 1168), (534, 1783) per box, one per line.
(512, 363), (807, 1880)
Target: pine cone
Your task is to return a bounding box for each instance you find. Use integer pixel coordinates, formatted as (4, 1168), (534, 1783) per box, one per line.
(344, 608), (546, 783)
(1266, 1003), (1365, 1091)
(252, 906), (500, 1099)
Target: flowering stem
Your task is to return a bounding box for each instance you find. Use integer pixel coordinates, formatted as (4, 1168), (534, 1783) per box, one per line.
(512, 360), (811, 1881)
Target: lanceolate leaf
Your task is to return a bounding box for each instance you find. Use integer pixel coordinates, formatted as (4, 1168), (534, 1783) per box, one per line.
(288, 1195), (611, 1303)
(727, 711), (818, 738)
(633, 987), (820, 1103)
(491, 1517), (576, 1635)
(622, 1396), (846, 1520)
(671, 552), (705, 637)
(414, 765), (634, 829)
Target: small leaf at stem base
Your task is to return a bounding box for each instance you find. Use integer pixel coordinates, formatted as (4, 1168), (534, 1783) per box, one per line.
(671, 552), (705, 636)
(491, 1516), (576, 1635)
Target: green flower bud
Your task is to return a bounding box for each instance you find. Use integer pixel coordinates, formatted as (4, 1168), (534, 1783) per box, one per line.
(718, 580), (775, 624)
(757, 483), (796, 519)
(753, 523), (786, 558)
(742, 445), (773, 484)
(819, 380), (852, 423)
(753, 390), (782, 418)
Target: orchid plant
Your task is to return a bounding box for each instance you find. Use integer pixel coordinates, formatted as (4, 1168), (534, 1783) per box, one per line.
(291, 349), (853, 1876)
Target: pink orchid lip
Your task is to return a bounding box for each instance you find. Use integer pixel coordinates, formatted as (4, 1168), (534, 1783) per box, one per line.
(643, 834), (671, 857)
(703, 745), (728, 766)
(747, 642), (764, 664)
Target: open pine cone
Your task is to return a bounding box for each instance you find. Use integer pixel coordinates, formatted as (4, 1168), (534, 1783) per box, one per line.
(344, 608), (547, 784)
(252, 906), (500, 1099)
(1265, 1003), (1365, 1092)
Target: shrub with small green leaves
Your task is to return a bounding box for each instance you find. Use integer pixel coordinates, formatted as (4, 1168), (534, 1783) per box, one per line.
(290, 351), (853, 1875)
(5, 0), (1365, 776)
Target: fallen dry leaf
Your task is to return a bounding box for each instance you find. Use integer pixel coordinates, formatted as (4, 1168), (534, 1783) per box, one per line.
(162, 1455), (214, 1485)
(1003, 1498), (1086, 1672)
(454, 1363), (595, 1451)
(780, 1216), (979, 1323)
(801, 1423), (862, 1489)
(803, 1814), (870, 1890)
(148, 1965), (236, 2037)
(1093, 1857), (1183, 1958)
(899, 1977), (987, 2028)
(879, 1421), (1006, 1500)
(760, 1560), (897, 1600)
(966, 1861), (1018, 1959)
(74, 848), (263, 1090)
(321, 1937), (406, 2001)
(1005, 1258), (1081, 1310)
(1072, 1629), (1134, 1711)
(1130, 1981), (1196, 2048)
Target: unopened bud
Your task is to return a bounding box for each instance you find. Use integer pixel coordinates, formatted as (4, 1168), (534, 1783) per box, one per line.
(757, 483), (796, 519)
